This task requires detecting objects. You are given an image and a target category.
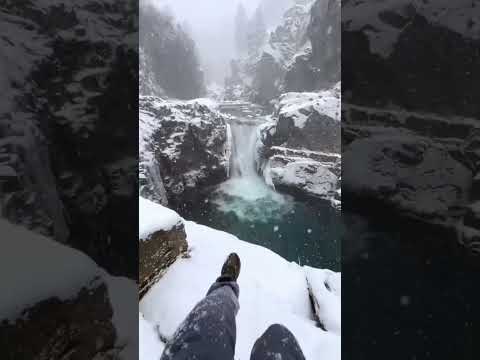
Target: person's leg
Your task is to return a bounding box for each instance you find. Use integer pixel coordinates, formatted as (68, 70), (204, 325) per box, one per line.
(250, 324), (306, 360)
(160, 253), (241, 360)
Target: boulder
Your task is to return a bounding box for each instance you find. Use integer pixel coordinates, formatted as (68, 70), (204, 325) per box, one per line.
(264, 155), (338, 202)
(139, 197), (188, 298)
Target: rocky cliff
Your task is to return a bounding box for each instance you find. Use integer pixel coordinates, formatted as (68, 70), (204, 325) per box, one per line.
(139, 97), (231, 211)
(258, 83), (341, 207)
(0, 0), (138, 277)
(226, 0), (340, 106)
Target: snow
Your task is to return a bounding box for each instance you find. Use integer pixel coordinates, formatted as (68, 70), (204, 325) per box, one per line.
(267, 157), (338, 198)
(278, 83), (341, 128)
(139, 197), (182, 240)
(305, 267), (341, 335)
(140, 219), (341, 360)
(0, 219), (102, 322)
(104, 275), (139, 359)
(343, 0), (480, 58)
(140, 312), (166, 360)
(0, 219), (138, 359)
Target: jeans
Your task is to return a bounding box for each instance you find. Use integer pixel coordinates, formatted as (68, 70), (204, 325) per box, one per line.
(160, 277), (306, 360)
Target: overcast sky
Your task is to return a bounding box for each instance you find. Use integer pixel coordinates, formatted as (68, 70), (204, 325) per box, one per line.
(150, 0), (264, 84)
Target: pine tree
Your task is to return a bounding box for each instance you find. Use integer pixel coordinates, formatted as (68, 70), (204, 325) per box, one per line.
(247, 6), (267, 56)
(234, 3), (248, 56)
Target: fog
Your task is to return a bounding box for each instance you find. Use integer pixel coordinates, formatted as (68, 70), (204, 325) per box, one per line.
(153, 0), (263, 85)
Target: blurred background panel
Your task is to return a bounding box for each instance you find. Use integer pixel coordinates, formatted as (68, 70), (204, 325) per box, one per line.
(342, 0), (480, 359)
(0, 1), (139, 358)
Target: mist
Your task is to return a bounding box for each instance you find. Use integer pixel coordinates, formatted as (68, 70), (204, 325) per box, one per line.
(154, 0), (263, 85)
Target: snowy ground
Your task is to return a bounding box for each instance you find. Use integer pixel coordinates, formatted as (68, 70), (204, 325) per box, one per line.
(139, 199), (341, 360)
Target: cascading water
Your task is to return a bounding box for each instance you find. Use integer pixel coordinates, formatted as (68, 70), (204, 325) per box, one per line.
(212, 118), (292, 222)
(230, 121), (258, 178)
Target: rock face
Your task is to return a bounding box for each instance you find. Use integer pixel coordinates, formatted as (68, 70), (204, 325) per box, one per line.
(140, 3), (205, 99)
(226, 0), (340, 106)
(225, 0), (314, 105)
(342, 0), (480, 257)
(139, 223), (187, 298)
(0, 0), (138, 277)
(138, 197), (188, 298)
(258, 83), (341, 206)
(285, 0), (340, 91)
(139, 97), (231, 210)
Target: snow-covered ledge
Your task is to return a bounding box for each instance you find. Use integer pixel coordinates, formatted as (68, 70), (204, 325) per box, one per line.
(139, 199), (341, 360)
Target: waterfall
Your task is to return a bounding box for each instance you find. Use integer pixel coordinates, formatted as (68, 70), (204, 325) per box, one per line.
(230, 122), (259, 179)
(213, 113), (292, 223)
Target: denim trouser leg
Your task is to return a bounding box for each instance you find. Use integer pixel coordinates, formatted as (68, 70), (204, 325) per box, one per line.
(160, 279), (239, 360)
(250, 324), (306, 360)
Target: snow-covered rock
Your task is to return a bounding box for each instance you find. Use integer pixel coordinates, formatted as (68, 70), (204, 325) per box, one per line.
(225, 0), (317, 106)
(139, 202), (341, 360)
(305, 266), (341, 334)
(226, 0), (340, 106)
(0, 219), (137, 359)
(139, 96), (231, 210)
(264, 155), (339, 202)
(258, 83), (341, 206)
(285, 0), (340, 91)
(139, 197), (187, 297)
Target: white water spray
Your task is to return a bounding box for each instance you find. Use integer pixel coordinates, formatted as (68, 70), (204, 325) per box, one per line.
(213, 111), (292, 222)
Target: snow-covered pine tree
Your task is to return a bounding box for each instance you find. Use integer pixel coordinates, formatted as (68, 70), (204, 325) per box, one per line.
(247, 6), (267, 57)
(234, 2), (248, 56)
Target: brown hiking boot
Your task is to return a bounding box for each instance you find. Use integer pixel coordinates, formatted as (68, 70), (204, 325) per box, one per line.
(220, 253), (241, 281)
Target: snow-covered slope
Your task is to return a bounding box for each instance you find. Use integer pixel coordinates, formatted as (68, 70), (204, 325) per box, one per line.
(139, 200), (341, 360)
